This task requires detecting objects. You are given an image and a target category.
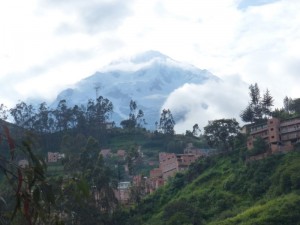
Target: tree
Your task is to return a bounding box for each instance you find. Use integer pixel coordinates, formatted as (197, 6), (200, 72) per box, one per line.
(283, 96), (293, 114)
(33, 102), (50, 133)
(240, 105), (254, 123)
(120, 100), (146, 129)
(95, 96), (113, 125)
(10, 101), (36, 130)
(262, 89), (274, 118)
(0, 127), (61, 224)
(249, 83), (260, 107)
(240, 83), (274, 123)
(203, 118), (240, 151)
(86, 96), (113, 130)
(54, 99), (72, 131)
(0, 103), (8, 121)
(159, 109), (175, 135)
(290, 98), (300, 115)
(250, 83), (263, 121)
(126, 146), (140, 175)
(248, 136), (269, 156)
(71, 104), (87, 132)
(185, 124), (201, 137)
(192, 123), (201, 136)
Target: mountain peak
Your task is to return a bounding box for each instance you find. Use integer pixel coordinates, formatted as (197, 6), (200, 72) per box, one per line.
(103, 50), (172, 72)
(53, 51), (218, 130)
(130, 50), (169, 63)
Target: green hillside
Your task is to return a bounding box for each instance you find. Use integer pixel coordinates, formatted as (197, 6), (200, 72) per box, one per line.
(123, 149), (300, 225)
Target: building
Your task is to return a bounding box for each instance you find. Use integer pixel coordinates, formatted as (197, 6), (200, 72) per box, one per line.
(247, 117), (299, 153)
(159, 152), (197, 180)
(48, 152), (65, 163)
(18, 159), (29, 168)
(99, 149), (112, 158)
(148, 168), (164, 193)
(183, 143), (210, 158)
(114, 181), (131, 204)
(116, 149), (126, 160)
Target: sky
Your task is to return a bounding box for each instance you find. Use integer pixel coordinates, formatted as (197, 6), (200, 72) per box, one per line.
(1, 0), (300, 131)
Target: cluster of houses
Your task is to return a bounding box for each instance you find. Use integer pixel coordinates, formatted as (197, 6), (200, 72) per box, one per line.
(117, 117), (300, 204)
(115, 143), (213, 204)
(99, 149), (127, 160)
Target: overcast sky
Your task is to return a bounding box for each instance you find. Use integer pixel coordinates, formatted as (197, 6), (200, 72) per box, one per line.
(1, 0), (300, 131)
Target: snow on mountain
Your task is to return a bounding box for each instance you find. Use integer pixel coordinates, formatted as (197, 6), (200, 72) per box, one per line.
(53, 51), (219, 130)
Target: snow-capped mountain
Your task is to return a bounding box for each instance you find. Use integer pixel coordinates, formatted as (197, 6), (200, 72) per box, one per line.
(53, 51), (219, 129)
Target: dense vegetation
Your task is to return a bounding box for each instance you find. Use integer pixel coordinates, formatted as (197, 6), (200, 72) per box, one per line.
(123, 149), (300, 225)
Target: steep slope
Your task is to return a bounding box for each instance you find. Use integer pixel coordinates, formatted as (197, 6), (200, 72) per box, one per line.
(124, 150), (300, 225)
(53, 51), (218, 129)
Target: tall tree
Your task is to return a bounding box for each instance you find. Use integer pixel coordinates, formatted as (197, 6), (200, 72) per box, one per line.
(240, 105), (254, 123)
(95, 96), (113, 125)
(86, 96), (113, 129)
(71, 104), (87, 132)
(34, 102), (50, 133)
(120, 100), (146, 129)
(192, 123), (201, 136)
(0, 103), (8, 121)
(203, 118), (240, 151)
(249, 83), (260, 106)
(262, 89), (274, 118)
(10, 101), (36, 129)
(290, 98), (300, 115)
(186, 124), (201, 137)
(283, 96), (293, 114)
(241, 83), (274, 123)
(159, 109), (175, 135)
(54, 99), (72, 131)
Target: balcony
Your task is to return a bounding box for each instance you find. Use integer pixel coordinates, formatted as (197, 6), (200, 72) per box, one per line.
(280, 118), (300, 127)
(250, 124), (268, 134)
(280, 126), (300, 134)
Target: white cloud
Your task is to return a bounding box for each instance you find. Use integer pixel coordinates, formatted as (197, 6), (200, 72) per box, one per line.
(161, 76), (249, 134)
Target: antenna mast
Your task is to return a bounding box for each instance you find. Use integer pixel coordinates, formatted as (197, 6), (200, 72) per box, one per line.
(94, 83), (101, 99)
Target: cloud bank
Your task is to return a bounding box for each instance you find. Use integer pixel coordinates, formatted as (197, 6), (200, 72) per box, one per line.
(161, 76), (249, 134)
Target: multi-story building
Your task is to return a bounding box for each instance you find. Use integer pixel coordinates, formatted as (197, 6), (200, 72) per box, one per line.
(147, 168), (164, 193)
(183, 143), (212, 158)
(158, 152), (197, 180)
(247, 117), (300, 153)
(114, 181), (131, 204)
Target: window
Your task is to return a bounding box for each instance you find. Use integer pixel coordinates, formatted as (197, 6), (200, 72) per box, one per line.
(270, 128), (274, 131)
(271, 136), (274, 139)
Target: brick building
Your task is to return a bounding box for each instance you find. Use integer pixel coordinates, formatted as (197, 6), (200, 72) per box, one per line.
(247, 117), (300, 153)
(158, 152), (197, 180)
(183, 143), (211, 158)
(114, 181), (131, 204)
(147, 168), (164, 193)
